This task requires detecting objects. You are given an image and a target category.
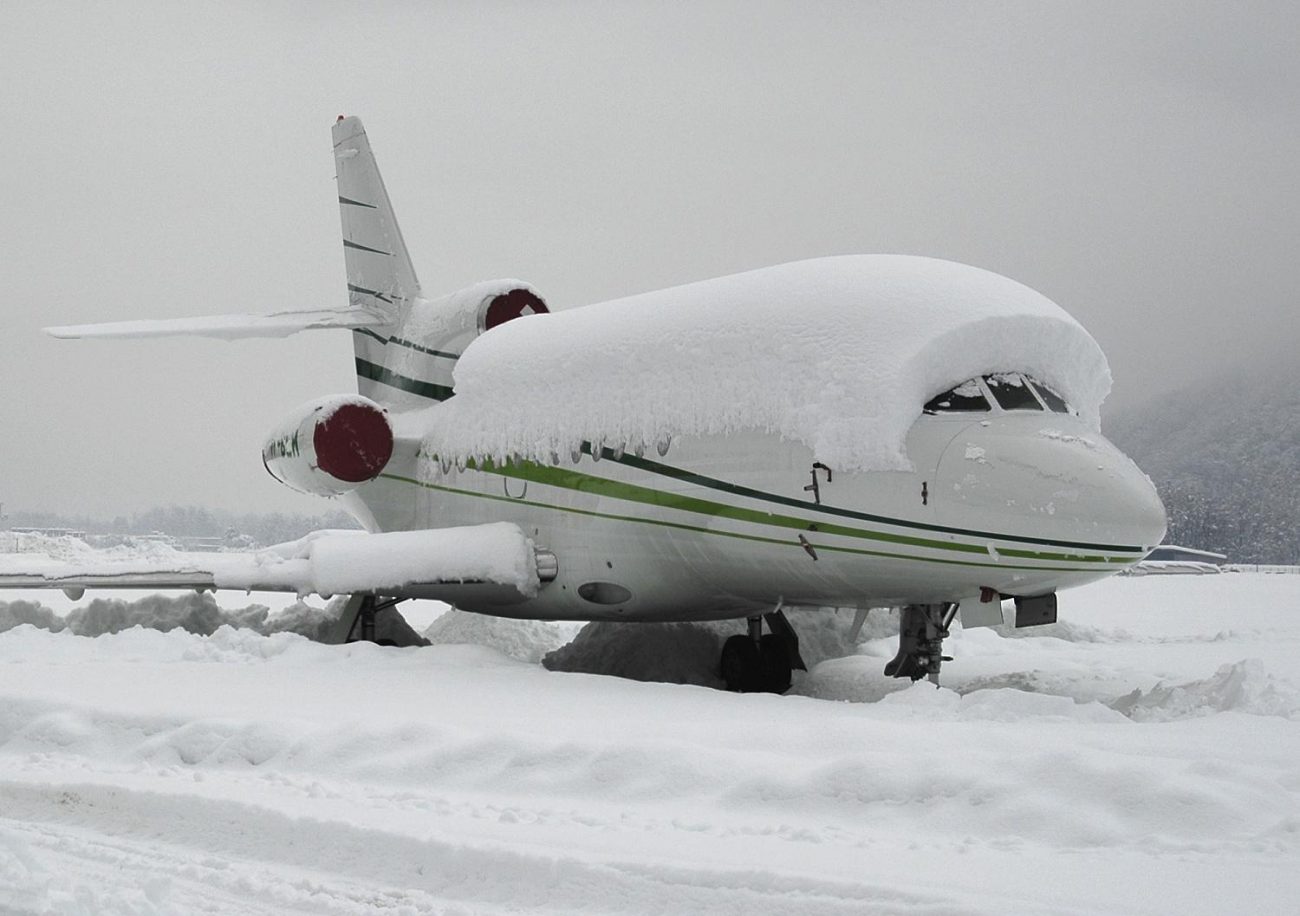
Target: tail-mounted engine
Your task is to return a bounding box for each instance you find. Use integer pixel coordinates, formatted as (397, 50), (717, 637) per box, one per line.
(263, 395), (393, 496)
(354, 280), (548, 409)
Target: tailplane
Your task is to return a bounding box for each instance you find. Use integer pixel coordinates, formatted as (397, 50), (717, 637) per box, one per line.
(44, 116), (414, 343)
(43, 116), (550, 416)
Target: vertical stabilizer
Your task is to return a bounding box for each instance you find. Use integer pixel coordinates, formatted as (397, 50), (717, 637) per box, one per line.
(332, 116), (422, 404)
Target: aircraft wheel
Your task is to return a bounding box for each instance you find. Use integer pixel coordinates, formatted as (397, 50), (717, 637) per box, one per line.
(720, 635), (760, 692)
(758, 634), (792, 694)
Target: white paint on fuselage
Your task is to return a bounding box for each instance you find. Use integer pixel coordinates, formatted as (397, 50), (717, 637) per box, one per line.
(349, 409), (1165, 623)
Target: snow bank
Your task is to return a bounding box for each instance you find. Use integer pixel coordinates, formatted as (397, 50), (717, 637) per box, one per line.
(544, 621), (730, 686)
(3, 574), (1300, 915)
(426, 256), (1109, 472)
(0, 593), (428, 646)
(422, 609), (574, 663)
(1111, 658), (1300, 721)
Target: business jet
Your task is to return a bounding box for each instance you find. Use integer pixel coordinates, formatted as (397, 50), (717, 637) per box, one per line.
(0, 116), (1166, 692)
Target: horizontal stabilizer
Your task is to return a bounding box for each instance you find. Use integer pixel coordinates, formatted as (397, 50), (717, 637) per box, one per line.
(46, 305), (392, 341)
(0, 524), (549, 601)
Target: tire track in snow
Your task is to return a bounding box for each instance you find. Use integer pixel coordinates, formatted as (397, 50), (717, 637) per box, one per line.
(0, 781), (983, 916)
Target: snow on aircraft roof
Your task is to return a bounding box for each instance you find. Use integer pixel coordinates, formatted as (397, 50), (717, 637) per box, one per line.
(427, 255), (1111, 473)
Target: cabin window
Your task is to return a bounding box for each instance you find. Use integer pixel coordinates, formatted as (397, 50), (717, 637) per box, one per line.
(1028, 379), (1071, 413)
(923, 379), (990, 413)
(984, 373), (1043, 411)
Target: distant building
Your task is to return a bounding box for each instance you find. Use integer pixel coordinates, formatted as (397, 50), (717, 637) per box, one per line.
(10, 526), (88, 539)
(1144, 545), (1227, 564)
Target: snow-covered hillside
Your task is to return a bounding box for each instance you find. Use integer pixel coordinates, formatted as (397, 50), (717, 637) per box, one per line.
(2, 574), (1299, 914)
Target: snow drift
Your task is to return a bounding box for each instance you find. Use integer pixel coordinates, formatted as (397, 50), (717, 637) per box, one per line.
(5, 572), (1300, 916)
(1111, 658), (1300, 721)
(0, 594), (428, 646)
(425, 255), (1110, 472)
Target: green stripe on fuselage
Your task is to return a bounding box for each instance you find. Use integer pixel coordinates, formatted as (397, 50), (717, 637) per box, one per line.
(594, 444), (1143, 554)
(355, 358), (453, 401)
(379, 471), (1122, 573)
(410, 454), (1132, 565)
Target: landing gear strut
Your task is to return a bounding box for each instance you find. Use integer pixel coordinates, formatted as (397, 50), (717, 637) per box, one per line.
(343, 594), (405, 646)
(884, 603), (958, 685)
(719, 609), (808, 693)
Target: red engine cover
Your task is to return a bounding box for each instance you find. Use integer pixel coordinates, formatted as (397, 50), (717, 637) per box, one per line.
(313, 402), (394, 483)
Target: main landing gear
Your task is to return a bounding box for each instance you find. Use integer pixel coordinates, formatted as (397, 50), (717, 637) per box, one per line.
(343, 594), (406, 646)
(720, 610), (808, 693)
(884, 603), (958, 686)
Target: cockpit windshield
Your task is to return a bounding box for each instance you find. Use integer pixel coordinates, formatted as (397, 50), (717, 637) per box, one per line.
(923, 374), (1073, 415)
(984, 373), (1042, 411)
(923, 379), (990, 413)
(1029, 379), (1071, 413)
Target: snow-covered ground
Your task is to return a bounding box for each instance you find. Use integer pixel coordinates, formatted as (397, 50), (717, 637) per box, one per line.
(2, 574), (1299, 915)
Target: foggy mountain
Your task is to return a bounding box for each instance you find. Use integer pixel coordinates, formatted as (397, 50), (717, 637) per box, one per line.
(1107, 360), (1300, 564)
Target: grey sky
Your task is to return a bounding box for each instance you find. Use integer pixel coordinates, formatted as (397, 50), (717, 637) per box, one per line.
(3, 2), (1297, 518)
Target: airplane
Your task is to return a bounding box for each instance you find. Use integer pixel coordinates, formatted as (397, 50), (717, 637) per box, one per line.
(0, 116), (1167, 693)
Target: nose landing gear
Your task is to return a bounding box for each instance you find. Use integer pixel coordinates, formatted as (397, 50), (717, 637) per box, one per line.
(884, 603), (958, 686)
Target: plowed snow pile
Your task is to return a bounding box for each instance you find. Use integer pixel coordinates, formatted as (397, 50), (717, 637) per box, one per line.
(2, 574), (1300, 915)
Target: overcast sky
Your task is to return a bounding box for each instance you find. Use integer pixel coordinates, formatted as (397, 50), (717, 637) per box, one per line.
(3, 1), (1297, 519)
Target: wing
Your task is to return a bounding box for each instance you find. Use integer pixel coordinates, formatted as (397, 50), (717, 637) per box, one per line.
(0, 524), (555, 605)
(45, 305), (391, 340)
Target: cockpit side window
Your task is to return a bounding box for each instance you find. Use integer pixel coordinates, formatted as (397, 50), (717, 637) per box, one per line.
(1028, 379), (1071, 413)
(923, 379), (990, 414)
(984, 373), (1043, 411)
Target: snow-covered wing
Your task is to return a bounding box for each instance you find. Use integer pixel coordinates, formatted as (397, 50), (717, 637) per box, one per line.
(0, 524), (544, 599)
(45, 306), (392, 341)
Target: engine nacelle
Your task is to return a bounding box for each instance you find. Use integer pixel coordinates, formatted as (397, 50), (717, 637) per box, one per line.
(405, 279), (548, 360)
(262, 395), (393, 497)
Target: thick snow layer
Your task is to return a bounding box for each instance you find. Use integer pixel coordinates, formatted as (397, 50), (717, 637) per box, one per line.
(422, 608), (576, 663)
(0, 524), (539, 598)
(426, 256), (1110, 471)
(0, 592), (431, 647)
(2, 574), (1299, 914)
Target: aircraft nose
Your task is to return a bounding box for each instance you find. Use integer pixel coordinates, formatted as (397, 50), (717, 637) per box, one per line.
(1106, 446), (1167, 549)
(936, 418), (1167, 552)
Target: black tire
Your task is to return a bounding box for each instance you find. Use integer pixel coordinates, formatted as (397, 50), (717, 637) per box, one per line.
(720, 635), (760, 692)
(759, 634), (793, 694)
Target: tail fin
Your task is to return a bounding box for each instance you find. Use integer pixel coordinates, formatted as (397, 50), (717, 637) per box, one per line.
(333, 116), (429, 408)
(332, 116), (421, 320)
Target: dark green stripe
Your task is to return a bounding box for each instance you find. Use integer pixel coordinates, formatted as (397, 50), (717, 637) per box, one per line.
(347, 283), (393, 304)
(458, 456), (1116, 564)
(338, 196), (377, 208)
(352, 329), (460, 361)
(355, 328), (388, 346)
(380, 473), (1117, 573)
(343, 239), (391, 255)
(389, 336), (461, 360)
(591, 445), (1145, 556)
(355, 358), (453, 400)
